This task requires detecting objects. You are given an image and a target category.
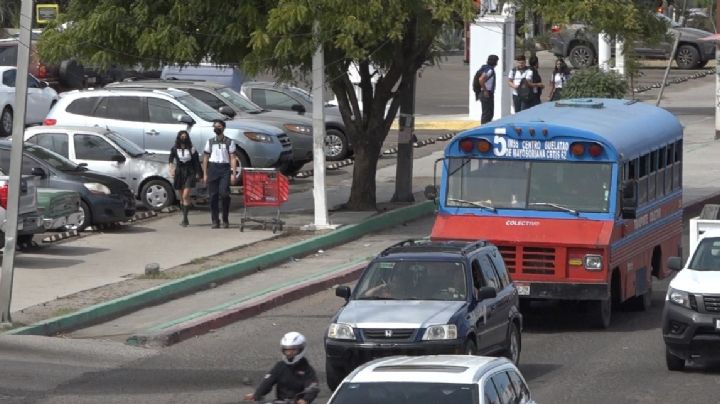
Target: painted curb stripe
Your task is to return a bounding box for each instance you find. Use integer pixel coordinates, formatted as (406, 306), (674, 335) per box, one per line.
(6, 201), (435, 336)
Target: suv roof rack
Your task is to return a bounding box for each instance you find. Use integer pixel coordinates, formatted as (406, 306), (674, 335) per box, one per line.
(379, 239), (488, 257)
(380, 239), (421, 256)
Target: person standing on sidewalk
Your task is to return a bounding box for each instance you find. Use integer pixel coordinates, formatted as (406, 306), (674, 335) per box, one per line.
(549, 58), (571, 101)
(203, 120), (238, 229)
(475, 54), (499, 124)
(169, 130), (202, 227)
(527, 55), (544, 108)
(507, 55), (533, 113)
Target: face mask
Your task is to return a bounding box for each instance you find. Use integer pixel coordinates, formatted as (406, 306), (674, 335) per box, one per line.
(213, 128), (223, 135)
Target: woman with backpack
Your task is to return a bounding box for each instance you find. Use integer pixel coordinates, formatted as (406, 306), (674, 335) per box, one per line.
(549, 58), (571, 101)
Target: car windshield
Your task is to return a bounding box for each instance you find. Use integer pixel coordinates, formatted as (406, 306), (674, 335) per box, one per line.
(175, 95), (227, 121)
(354, 260), (467, 301)
(688, 237), (720, 271)
(217, 87), (264, 113)
(288, 87), (313, 104)
(446, 158), (612, 213)
(24, 143), (81, 171)
(329, 382), (478, 404)
(104, 131), (145, 157)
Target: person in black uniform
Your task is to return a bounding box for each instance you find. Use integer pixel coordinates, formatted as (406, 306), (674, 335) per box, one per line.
(168, 130), (202, 227)
(243, 332), (319, 404)
(203, 120), (238, 229)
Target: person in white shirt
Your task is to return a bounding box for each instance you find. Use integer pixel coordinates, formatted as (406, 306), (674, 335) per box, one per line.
(549, 58), (572, 101)
(476, 54), (499, 124)
(203, 120), (238, 229)
(507, 54), (534, 113)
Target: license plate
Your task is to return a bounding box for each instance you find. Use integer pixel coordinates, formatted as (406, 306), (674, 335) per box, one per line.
(516, 283), (530, 296)
(716, 319), (720, 330)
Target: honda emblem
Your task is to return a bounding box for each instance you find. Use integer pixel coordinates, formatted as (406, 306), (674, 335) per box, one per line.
(385, 329), (393, 337)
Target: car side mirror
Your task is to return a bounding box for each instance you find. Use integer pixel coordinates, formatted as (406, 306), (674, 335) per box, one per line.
(336, 285), (351, 300)
(477, 286), (497, 301)
(30, 167), (46, 178)
(39, 81), (49, 88)
(291, 104), (306, 114)
(177, 114), (195, 125)
(621, 180), (637, 219)
(218, 105), (236, 118)
(667, 256), (683, 271)
(424, 184), (438, 200)
(111, 154), (126, 163)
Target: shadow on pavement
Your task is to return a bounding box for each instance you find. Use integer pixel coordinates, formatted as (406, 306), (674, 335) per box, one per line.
(517, 362), (563, 383)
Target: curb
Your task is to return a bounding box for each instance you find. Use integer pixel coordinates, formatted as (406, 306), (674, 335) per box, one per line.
(127, 262), (367, 347)
(5, 201), (435, 337)
(42, 229), (79, 243)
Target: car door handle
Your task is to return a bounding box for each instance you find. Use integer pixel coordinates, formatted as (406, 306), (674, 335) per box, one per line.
(145, 130), (159, 136)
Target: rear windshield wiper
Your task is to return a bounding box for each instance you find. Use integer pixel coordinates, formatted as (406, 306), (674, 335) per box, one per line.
(447, 198), (497, 213)
(528, 202), (578, 216)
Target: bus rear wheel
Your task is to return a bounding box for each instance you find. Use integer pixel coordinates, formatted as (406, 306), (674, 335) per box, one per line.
(591, 298), (612, 329)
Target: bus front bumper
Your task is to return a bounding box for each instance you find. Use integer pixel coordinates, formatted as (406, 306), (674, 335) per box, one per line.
(516, 281), (608, 300)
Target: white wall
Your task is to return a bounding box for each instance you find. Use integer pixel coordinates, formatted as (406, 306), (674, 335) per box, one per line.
(468, 14), (515, 122)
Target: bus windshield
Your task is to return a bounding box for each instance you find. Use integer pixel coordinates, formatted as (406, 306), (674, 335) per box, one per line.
(446, 158), (612, 213)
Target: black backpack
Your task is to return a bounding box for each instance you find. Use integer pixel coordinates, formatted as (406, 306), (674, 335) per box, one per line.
(472, 67), (484, 96)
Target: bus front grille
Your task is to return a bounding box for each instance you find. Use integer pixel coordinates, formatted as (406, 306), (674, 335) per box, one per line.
(497, 245), (556, 276)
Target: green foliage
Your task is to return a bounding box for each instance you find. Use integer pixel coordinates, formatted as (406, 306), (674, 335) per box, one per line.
(560, 67), (628, 99)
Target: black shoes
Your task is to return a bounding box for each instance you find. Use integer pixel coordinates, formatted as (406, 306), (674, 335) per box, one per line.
(222, 222), (229, 229)
(211, 222), (220, 229)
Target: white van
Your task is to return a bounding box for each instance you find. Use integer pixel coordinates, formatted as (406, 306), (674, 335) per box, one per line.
(160, 64), (248, 91)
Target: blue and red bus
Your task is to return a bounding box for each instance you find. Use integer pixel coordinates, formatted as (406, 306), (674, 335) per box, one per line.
(430, 98), (683, 328)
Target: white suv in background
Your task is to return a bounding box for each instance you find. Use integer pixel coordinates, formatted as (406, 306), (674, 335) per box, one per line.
(327, 355), (535, 404)
(43, 88), (292, 169)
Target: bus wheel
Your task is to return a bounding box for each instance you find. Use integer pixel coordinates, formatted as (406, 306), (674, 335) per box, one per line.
(591, 298), (612, 329)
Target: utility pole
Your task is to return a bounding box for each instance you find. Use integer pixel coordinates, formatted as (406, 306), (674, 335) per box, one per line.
(304, 20), (335, 230)
(716, 0), (720, 139)
(0, 0), (32, 323)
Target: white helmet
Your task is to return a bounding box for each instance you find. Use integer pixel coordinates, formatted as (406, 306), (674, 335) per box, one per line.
(280, 332), (307, 365)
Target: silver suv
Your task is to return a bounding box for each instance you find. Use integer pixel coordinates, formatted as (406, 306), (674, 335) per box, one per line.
(44, 88), (293, 169)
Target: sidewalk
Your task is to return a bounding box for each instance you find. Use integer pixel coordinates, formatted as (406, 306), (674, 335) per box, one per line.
(6, 71), (720, 340)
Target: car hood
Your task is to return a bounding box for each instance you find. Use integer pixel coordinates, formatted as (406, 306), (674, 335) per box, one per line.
(336, 300), (464, 328)
(255, 109), (313, 126)
(670, 268), (720, 295)
(61, 169), (130, 193)
(675, 26), (714, 39)
(224, 118), (284, 135)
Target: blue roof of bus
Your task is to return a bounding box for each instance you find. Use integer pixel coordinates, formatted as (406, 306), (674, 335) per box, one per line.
(459, 98), (682, 159)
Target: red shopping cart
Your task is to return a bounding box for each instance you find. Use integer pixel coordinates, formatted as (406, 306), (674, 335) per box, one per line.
(240, 168), (289, 233)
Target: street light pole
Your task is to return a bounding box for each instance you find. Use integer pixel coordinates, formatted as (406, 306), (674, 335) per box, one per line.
(0, 0), (32, 323)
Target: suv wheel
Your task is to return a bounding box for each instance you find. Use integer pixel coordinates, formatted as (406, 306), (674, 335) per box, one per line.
(0, 107), (13, 137)
(463, 339), (477, 355)
(504, 322), (521, 365)
(326, 360), (345, 391)
(675, 44), (700, 70)
(325, 128), (349, 161)
(665, 347), (685, 371)
(568, 44), (595, 69)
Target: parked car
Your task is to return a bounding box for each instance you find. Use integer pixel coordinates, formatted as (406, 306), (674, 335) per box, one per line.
(0, 66), (59, 136)
(25, 126), (177, 210)
(663, 209), (720, 371)
(36, 188), (82, 231)
(160, 64), (249, 90)
(105, 80), (315, 175)
(324, 239), (522, 390)
(242, 81), (352, 161)
(0, 169), (44, 246)
(550, 14), (715, 69)
(0, 140), (136, 231)
(328, 355), (535, 404)
(43, 88), (293, 169)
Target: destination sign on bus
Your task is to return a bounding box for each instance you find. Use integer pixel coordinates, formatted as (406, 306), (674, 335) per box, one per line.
(493, 136), (570, 160)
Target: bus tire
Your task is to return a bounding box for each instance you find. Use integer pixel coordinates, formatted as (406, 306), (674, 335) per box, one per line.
(591, 298), (612, 329)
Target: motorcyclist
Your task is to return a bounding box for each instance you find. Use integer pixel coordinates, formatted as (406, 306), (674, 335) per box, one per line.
(243, 332), (319, 403)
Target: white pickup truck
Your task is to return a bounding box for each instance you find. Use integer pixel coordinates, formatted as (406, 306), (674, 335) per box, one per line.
(663, 205), (720, 371)
(0, 174), (44, 246)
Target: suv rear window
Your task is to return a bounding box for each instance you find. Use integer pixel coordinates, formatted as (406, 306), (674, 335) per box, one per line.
(94, 96), (144, 121)
(66, 97), (99, 115)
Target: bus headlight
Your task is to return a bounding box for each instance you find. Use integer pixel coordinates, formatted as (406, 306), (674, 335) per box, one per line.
(584, 255), (603, 271)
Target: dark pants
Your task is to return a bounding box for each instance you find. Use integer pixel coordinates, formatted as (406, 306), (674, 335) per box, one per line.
(207, 162), (231, 224)
(513, 95), (531, 113)
(480, 93), (494, 124)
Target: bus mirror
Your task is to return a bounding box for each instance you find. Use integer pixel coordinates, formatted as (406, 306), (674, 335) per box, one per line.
(621, 180), (637, 219)
(424, 185), (438, 200)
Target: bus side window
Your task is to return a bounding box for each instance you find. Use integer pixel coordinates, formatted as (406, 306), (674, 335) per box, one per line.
(657, 146), (666, 198)
(648, 149), (658, 201)
(673, 140), (682, 190)
(665, 143), (674, 194)
(638, 154), (649, 204)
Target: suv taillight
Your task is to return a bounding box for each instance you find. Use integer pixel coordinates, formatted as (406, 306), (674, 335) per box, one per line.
(0, 184), (8, 209)
(43, 118), (56, 126)
(37, 63), (47, 79)
(551, 25), (560, 33)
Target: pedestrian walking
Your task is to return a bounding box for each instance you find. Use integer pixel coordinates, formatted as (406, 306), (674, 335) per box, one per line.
(203, 120), (238, 229)
(168, 130), (202, 227)
(527, 55), (544, 107)
(473, 54), (499, 124)
(507, 54), (533, 113)
(549, 58), (571, 101)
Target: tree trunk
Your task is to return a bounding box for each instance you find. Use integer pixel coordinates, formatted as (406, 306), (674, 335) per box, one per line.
(344, 126), (384, 211)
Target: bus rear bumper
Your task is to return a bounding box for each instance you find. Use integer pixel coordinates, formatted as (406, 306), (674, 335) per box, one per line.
(517, 281), (608, 300)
